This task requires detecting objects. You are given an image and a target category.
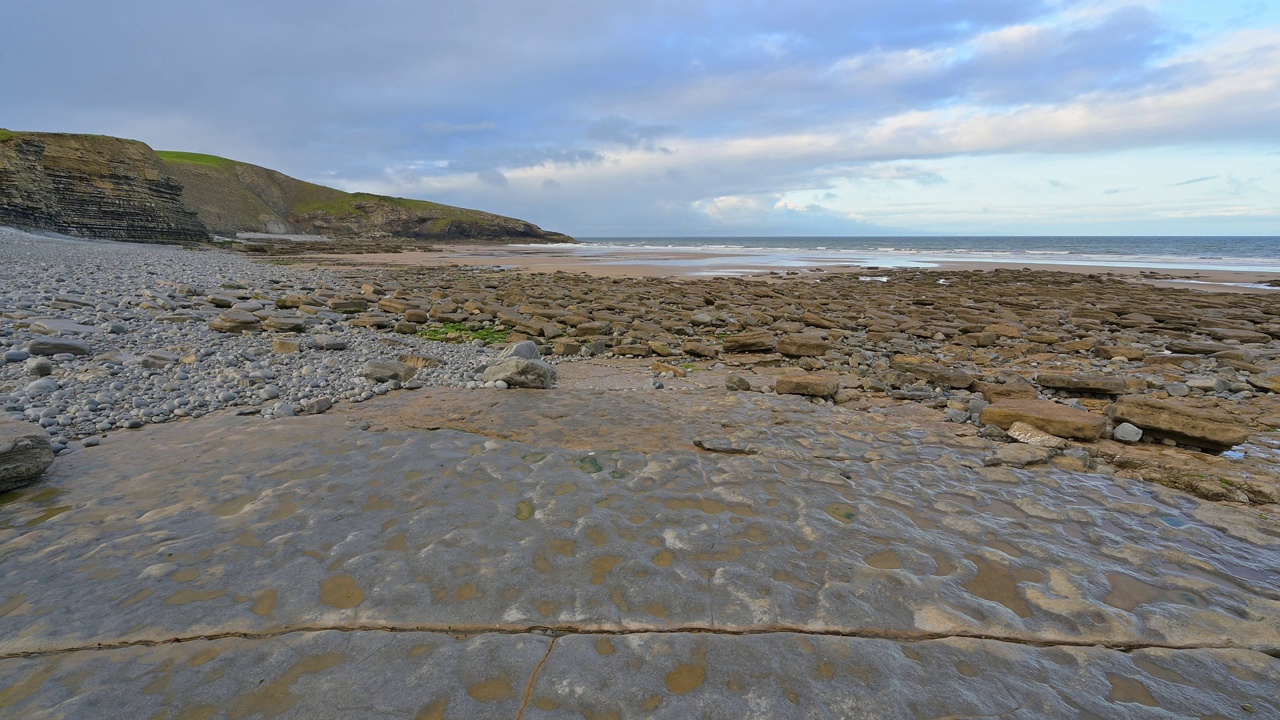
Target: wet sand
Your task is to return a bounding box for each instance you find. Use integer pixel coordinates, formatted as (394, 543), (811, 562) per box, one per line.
(309, 243), (1280, 292)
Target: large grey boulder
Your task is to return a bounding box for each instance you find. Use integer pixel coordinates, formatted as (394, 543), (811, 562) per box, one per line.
(482, 357), (557, 389)
(499, 340), (542, 361)
(29, 318), (101, 335)
(0, 421), (55, 492)
(27, 336), (92, 356)
(359, 359), (417, 383)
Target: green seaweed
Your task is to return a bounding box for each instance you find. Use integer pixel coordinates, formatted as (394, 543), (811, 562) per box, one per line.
(420, 322), (510, 344)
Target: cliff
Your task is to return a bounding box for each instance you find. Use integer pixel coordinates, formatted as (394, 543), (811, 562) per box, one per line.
(0, 131), (210, 242)
(158, 151), (574, 244)
(0, 129), (574, 245)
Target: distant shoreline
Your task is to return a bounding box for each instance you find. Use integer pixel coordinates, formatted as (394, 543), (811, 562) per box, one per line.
(307, 243), (1280, 293)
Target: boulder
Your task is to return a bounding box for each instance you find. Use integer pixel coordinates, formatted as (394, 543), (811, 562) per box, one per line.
(614, 344), (652, 358)
(1207, 328), (1271, 343)
(208, 310), (262, 333)
(499, 340), (541, 361)
(28, 318), (101, 335)
(979, 400), (1106, 441)
(986, 444), (1057, 468)
(973, 380), (1038, 403)
(1006, 421), (1067, 449)
(1112, 422), (1143, 444)
(140, 351), (179, 369)
(723, 330), (777, 353)
(358, 359), (417, 383)
(27, 336), (92, 356)
(775, 373), (840, 398)
(262, 314), (309, 333)
(1246, 375), (1280, 394)
(681, 341), (719, 358)
(274, 294), (315, 309)
(1035, 373), (1126, 395)
(312, 335), (348, 351)
(1108, 397), (1250, 451)
(0, 421), (55, 492)
(302, 397), (333, 415)
(482, 357), (557, 389)
(327, 297), (368, 313)
(892, 357), (974, 389)
(398, 354), (443, 370)
(777, 334), (832, 358)
(1165, 341), (1232, 355)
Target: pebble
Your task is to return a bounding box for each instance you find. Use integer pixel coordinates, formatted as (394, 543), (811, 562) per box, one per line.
(0, 227), (500, 443)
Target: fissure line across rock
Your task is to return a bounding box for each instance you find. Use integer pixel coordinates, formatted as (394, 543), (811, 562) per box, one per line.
(3, 622), (1272, 661)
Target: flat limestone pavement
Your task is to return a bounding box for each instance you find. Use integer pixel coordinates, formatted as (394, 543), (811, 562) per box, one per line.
(1, 373), (1279, 718)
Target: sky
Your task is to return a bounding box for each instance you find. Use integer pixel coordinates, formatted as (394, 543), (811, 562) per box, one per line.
(3, 0), (1279, 237)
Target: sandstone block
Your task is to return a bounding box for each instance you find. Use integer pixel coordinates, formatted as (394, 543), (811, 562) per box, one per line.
(974, 381), (1038, 402)
(681, 341), (719, 358)
(775, 373), (840, 398)
(208, 310), (261, 333)
(1108, 397), (1250, 451)
(1035, 373), (1126, 395)
(777, 334), (832, 358)
(891, 357), (975, 389)
(723, 330), (777, 353)
(980, 400), (1106, 441)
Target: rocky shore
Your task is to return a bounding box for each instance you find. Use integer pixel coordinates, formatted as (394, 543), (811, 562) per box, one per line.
(2, 228), (1279, 717)
(304, 252), (1280, 507)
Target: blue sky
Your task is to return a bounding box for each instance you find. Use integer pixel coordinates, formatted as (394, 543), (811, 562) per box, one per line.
(3, 0), (1279, 236)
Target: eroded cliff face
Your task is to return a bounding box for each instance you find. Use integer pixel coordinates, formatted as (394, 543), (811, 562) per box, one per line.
(0, 133), (209, 243)
(289, 199), (575, 244)
(0, 131), (573, 246)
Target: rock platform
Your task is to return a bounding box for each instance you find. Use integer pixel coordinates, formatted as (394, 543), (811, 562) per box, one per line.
(2, 363), (1278, 718)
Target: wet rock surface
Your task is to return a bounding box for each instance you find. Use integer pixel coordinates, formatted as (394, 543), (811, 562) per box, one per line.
(2, 379), (1278, 717)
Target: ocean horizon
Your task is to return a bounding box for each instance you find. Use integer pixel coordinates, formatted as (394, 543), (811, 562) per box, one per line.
(571, 235), (1280, 274)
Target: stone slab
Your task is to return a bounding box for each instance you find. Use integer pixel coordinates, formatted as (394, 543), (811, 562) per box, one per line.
(0, 631), (1275, 719)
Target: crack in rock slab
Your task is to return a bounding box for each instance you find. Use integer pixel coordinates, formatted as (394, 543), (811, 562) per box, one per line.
(0, 629), (1275, 719)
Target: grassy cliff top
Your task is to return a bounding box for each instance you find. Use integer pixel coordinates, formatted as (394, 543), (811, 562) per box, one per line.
(0, 129), (18, 142)
(157, 150), (500, 223)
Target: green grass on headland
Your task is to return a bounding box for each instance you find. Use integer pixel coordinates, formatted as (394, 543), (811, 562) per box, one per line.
(155, 151), (238, 169)
(291, 191), (479, 220)
(0, 129), (19, 142)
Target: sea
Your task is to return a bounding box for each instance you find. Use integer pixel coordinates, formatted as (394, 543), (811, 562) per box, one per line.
(571, 236), (1280, 277)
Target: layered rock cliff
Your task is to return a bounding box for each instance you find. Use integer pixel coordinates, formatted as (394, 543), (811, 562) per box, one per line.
(0, 130), (573, 245)
(0, 131), (210, 242)
(159, 151), (574, 244)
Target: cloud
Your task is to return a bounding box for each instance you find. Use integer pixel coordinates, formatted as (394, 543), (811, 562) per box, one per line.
(476, 169), (509, 188)
(3, 0), (1276, 235)
(1168, 175), (1219, 186)
(585, 117), (677, 152)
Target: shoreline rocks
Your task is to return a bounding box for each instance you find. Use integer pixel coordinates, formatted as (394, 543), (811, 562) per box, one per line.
(0, 420), (54, 491)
